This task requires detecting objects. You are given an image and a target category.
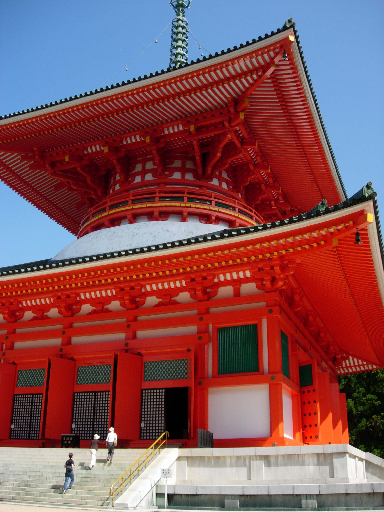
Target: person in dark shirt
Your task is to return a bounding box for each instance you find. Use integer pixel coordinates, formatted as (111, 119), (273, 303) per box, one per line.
(63, 453), (75, 494)
(89, 434), (103, 469)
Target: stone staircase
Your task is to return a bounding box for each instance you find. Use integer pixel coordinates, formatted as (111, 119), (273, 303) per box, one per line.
(0, 447), (146, 508)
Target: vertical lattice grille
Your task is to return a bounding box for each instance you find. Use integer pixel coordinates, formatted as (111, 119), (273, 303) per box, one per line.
(71, 391), (110, 440)
(140, 389), (165, 440)
(218, 324), (258, 374)
(10, 394), (43, 439)
(76, 365), (112, 385)
(281, 330), (290, 379)
(16, 369), (45, 388)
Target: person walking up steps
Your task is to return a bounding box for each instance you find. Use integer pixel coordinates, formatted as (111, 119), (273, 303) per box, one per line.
(63, 452), (75, 494)
(106, 427), (117, 464)
(89, 434), (103, 469)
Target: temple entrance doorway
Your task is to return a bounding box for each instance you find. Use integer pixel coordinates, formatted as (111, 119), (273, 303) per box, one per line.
(140, 387), (188, 440)
(71, 391), (110, 440)
(10, 394), (43, 440)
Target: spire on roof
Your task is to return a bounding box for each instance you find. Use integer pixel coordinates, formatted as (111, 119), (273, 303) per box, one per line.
(169, 0), (191, 68)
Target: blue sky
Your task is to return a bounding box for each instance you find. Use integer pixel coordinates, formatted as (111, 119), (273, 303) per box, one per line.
(0, 0), (383, 268)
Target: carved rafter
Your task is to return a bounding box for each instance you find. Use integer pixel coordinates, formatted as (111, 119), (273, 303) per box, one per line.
(235, 37), (294, 113)
(155, 287), (180, 307)
(115, 284), (147, 310)
(204, 132), (232, 179)
(0, 298), (25, 323)
(186, 273), (218, 301)
(52, 292), (82, 317)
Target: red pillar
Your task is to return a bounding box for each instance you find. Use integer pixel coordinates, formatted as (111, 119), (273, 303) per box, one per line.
(0, 363), (17, 440)
(45, 358), (76, 439)
(114, 353), (142, 442)
(317, 371), (333, 444)
(267, 316), (282, 374)
(330, 380), (343, 444)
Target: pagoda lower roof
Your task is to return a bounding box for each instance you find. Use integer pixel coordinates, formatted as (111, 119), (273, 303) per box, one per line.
(1, 190), (383, 373)
(0, 21), (346, 234)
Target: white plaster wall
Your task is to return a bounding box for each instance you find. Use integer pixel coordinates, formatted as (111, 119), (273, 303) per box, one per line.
(16, 324), (63, 333)
(106, 300), (126, 312)
(18, 311), (34, 322)
(208, 385), (270, 439)
(283, 389), (294, 439)
(138, 310), (197, 322)
(72, 318), (124, 328)
(14, 338), (61, 350)
(214, 286), (234, 300)
(46, 308), (62, 319)
(174, 292), (197, 304)
(209, 302), (266, 314)
(240, 283), (263, 296)
(71, 333), (126, 345)
(141, 296), (161, 308)
(136, 325), (197, 339)
(75, 304), (94, 316)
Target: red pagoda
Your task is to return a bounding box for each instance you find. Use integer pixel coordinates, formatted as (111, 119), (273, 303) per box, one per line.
(0, 18), (383, 449)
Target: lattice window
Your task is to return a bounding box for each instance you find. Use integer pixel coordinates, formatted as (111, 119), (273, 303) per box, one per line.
(71, 391), (110, 440)
(140, 389), (165, 440)
(281, 330), (290, 379)
(144, 359), (188, 381)
(218, 324), (258, 374)
(16, 369), (45, 388)
(76, 365), (112, 385)
(10, 394), (43, 439)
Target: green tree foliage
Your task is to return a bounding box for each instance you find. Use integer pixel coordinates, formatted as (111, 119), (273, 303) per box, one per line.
(339, 369), (384, 458)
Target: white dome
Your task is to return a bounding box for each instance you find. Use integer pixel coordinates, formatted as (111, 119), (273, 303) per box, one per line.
(52, 222), (225, 261)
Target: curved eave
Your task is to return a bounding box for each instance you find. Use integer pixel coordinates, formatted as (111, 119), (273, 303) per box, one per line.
(0, 197), (382, 369)
(0, 23), (345, 233)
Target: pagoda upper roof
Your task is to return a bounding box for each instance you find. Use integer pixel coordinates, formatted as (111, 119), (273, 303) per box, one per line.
(0, 20), (347, 234)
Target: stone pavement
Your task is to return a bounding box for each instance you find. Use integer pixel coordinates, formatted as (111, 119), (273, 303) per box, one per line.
(0, 506), (157, 512)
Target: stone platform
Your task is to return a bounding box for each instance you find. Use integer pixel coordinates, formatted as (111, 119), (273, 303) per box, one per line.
(116, 445), (384, 510)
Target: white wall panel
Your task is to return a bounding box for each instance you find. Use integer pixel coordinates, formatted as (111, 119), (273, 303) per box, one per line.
(208, 385), (270, 439)
(283, 389), (294, 439)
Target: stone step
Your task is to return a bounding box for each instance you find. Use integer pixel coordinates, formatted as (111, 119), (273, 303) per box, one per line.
(0, 489), (109, 498)
(0, 446), (155, 508)
(3, 496), (109, 507)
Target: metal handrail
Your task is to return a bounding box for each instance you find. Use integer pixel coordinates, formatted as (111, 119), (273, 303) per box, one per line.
(109, 431), (169, 507)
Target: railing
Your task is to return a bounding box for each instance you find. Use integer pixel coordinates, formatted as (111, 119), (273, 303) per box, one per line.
(79, 186), (262, 233)
(109, 431), (169, 507)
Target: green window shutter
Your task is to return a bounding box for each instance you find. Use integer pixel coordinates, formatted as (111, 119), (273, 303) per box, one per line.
(16, 369), (46, 388)
(299, 364), (313, 387)
(218, 324), (258, 375)
(144, 359), (188, 381)
(76, 365), (112, 385)
(281, 330), (289, 378)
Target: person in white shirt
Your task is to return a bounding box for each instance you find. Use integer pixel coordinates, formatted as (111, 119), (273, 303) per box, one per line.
(105, 427), (117, 463)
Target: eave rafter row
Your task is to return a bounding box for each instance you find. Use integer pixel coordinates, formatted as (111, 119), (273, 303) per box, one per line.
(0, 212), (371, 303)
(0, 35), (295, 147)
